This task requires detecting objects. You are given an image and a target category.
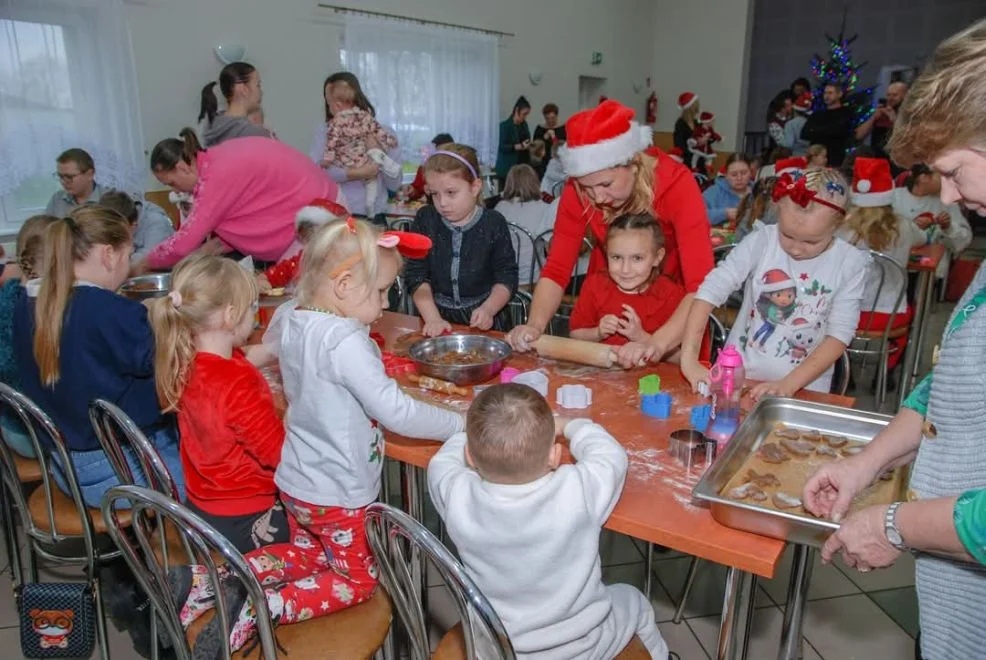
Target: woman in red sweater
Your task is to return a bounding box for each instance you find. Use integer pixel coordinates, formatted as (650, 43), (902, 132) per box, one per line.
(148, 255), (288, 553)
(507, 100), (714, 366)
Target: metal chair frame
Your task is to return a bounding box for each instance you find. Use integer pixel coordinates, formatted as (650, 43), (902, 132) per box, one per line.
(100, 485), (279, 660)
(506, 222), (538, 290)
(365, 503), (515, 660)
(533, 229), (593, 336)
(0, 383), (113, 659)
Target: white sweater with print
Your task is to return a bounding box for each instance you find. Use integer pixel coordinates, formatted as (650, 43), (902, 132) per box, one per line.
(893, 187), (971, 278)
(428, 421), (629, 659)
(275, 310), (463, 508)
(697, 225), (869, 391)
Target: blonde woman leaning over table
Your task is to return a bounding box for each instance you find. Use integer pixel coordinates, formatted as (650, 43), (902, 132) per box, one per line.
(803, 19), (986, 660)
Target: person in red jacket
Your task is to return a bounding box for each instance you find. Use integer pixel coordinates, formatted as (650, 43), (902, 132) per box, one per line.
(507, 100), (714, 367)
(148, 254), (288, 553)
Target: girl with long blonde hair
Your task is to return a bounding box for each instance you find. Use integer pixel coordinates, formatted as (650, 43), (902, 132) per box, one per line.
(147, 255), (287, 553)
(11, 206), (184, 506)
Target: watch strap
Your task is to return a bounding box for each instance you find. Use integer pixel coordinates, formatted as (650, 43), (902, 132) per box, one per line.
(885, 501), (908, 551)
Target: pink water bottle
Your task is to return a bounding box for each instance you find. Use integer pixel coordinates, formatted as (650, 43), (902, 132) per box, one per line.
(705, 345), (745, 445)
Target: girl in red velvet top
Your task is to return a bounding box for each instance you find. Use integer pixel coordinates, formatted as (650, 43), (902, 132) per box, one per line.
(569, 214), (685, 366)
(507, 100), (714, 368)
(148, 255), (288, 553)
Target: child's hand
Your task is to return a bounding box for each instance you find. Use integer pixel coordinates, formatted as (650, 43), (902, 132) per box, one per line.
(914, 213), (935, 230)
(681, 359), (710, 393)
(256, 274), (273, 295)
(506, 324), (541, 352)
(422, 319), (452, 337)
(935, 211), (952, 230)
(617, 305), (648, 343)
(614, 342), (653, 369)
(749, 380), (796, 401)
(598, 314), (621, 339)
(469, 306), (494, 331)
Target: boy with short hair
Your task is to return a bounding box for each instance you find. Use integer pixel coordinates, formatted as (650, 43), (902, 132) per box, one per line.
(428, 384), (668, 659)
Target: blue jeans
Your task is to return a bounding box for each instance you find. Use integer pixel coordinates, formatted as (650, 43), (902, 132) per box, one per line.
(54, 425), (186, 509)
(1, 409), (35, 458)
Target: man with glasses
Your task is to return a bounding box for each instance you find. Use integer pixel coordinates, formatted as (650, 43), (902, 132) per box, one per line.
(44, 148), (107, 217)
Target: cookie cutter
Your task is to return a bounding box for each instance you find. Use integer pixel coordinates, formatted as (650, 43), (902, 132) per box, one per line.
(669, 429), (717, 472)
(500, 367), (521, 383)
(690, 404), (712, 431)
(556, 384), (592, 409)
(512, 370), (549, 397)
(641, 392), (672, 419)
(638, 374), (661, 396)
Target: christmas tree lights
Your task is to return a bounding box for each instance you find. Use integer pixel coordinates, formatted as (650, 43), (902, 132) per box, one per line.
(808, 15), (875, 129)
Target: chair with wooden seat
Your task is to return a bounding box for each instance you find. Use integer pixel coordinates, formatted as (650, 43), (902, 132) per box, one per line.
(0, 383), (115, 659)
(101, 485), (392, 659)
(0, 408), (43, 584)
(365, 503), (650, 660)
(847, 250), (908, 408)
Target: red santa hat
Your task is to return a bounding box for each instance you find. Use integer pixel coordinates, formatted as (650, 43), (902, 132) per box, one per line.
(557, 100), (653, 178)
(677, 92), (699, 110)
(669, 147), (685, 163)
(296, 198), (348, 229)
(851, 157), (894, 207)
(775, 157), (808, 177)
(761, 268), (795, 293)
(793, 93), (813, 114)
(698, 111), (715, 124)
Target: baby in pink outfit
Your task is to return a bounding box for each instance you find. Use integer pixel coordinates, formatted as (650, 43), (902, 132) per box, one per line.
(322, 80), (398, 206)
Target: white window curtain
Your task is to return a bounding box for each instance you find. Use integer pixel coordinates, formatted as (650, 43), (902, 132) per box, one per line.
(341, 16), (500, 169)
(0, 0), (144, 231)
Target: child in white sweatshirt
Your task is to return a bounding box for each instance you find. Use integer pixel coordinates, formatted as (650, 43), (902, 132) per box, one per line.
(428, 384), (669, 659)
(170, 218), (463, 658)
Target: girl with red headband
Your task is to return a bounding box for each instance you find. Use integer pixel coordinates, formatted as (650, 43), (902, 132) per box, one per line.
(680, 167), (869, 399)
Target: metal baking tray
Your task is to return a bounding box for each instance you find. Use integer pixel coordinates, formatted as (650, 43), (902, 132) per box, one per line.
(692, 397), (896, 547)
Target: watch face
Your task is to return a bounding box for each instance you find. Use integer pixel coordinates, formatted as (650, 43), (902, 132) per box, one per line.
(887, 528), (903, 546)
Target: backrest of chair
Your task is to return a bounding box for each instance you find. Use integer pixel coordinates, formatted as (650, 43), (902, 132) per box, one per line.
(0, 383), (98, 556)
(365, 503), (515, 660)
(506, 289), (532, 329)
(506, 222), (538, 289)
(858, 250), (908, 337)
(101, 485), (278, 660)
(712, 243), (734, 265)
(707, 313), (727, 364)
(533, 229), (552, 272)
(89, 399), (180, 500)
(830, 352), (851, 396)
(390, 217), (413, 232)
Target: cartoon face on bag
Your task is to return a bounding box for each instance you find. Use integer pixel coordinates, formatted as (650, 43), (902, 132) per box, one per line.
(331, 528), (354, 547)
(293, 576), (319, 591)
(30, 609), (74, 649)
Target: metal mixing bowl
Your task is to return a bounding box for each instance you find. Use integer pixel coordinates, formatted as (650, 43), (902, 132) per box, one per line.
(408, 334), (512, 386)
(120, 273), (171, 301)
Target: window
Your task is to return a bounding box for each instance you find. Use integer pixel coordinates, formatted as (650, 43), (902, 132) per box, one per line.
(341, 16), (500, 170)
(0, 0), (144, 233)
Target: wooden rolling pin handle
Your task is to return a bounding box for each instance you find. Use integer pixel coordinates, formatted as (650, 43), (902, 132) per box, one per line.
(532, 335), (616, 368)
(408, 374), (469, 396)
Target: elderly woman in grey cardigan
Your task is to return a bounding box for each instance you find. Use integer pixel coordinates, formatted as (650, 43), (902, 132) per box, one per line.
(804, 19), (986, 660)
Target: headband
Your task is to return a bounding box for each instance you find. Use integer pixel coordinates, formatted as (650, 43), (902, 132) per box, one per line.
(327, 218), (433, 278)
(430, 150), (478, 180)
(771, 173), (846, 215)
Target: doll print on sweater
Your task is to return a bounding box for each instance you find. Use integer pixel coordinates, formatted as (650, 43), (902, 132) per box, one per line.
(742, 267), (830, 365)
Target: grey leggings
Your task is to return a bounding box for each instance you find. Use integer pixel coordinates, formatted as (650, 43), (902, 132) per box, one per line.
(185, 500), (290, 554)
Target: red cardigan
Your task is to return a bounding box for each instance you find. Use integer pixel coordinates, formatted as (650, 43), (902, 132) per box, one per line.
(178, 349), (285, 516)
(540, 148), (714, 294)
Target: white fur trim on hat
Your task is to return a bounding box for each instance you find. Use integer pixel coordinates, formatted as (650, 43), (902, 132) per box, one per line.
(851, 189), (895, 207)
(558, 124), (653, 178)
(295, 205), (337, 229)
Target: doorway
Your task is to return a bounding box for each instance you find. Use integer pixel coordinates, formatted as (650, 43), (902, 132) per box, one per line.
(578, 75), (607, 110)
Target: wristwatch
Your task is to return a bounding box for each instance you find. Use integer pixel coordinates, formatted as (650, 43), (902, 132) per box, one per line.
(885, 501), (908, 551)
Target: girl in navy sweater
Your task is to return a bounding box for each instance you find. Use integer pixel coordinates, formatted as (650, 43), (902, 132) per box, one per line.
(12, 206), (185, 507)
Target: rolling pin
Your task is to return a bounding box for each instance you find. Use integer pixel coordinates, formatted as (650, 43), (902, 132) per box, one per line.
(533, 336), (617, 368)
(408, 374), (470, 397)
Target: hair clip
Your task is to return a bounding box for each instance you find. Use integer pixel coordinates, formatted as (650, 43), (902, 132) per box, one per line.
(825, 181), (846, 196)
(772, 173), (846, 215)
(345, 216), (358, 234)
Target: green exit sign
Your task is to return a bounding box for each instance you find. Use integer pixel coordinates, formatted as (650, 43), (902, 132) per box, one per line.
(591, 52), (603, 66)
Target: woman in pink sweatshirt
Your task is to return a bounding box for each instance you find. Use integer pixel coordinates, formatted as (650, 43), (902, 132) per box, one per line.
(136, 129), (343, 271)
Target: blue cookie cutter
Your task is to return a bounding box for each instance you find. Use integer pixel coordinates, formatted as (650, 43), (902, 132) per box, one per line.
(641, 392), (672, 419)
(690, 404), (712, 431)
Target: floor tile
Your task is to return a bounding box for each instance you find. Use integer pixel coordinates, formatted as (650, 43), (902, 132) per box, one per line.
(602, 562), (676, 623)
(759, 545), (861, 606)
(868, 586), (919, 638)
(652, 556), (773, 619)
(657, 620), (710, 660)
(600, 529), (645, 567)
(803, 594), (915, 660)
(0, 571), (18, 629)
(837, 550), (915, 592)
(688, 605), (822, 660)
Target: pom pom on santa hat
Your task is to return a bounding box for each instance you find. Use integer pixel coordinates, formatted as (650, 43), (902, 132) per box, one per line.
(793, 92), (813, 115)
(698, 111), (715, 124)
(775, 157), (808, 177)
(677, 92), (699, 110)
(296, 198), (349, 229)
(761, 268), (795, 293)
(557, 100), (653, 178)
(851, 157), (894, 207)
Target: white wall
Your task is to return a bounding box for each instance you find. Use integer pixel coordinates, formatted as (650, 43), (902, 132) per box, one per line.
(650, 0), (754, 150)
(125, 0), (656, 162)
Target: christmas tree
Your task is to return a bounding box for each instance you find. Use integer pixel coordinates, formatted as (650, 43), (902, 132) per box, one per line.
(808, 12), (875, 128)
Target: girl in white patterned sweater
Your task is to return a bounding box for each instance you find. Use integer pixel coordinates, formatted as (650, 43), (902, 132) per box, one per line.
(681, 167), (868, 399)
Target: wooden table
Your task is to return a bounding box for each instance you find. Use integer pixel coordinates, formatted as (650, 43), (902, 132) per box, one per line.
(257, 311), (853, 660)
(899, 243), (946, 407)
